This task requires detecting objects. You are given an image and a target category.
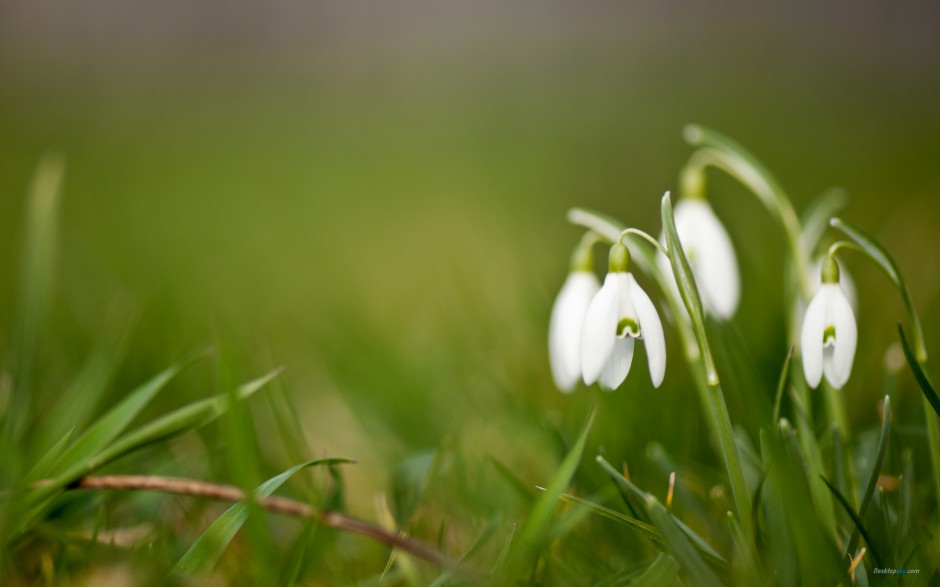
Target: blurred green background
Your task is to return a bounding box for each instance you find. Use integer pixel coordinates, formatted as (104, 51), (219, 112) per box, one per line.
(1, 1), (939, 582)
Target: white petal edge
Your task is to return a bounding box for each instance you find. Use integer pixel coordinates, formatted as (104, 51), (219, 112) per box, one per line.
(825, 285), (857, 389)
(674, 199), (740, 320)
(549, 272), (600, 392)
(580, 274), (621, 385)
(800, 287), (827, 388)
(628, 274), (666, 388)
(598, 338), (635, 390)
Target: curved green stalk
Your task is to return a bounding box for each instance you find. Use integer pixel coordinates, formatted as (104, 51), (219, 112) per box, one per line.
(681, 126), (812, 301)
(569, 204), (754, 550)
(827, 221), (939, 504)
(829, 219), (927, 363)
(661, 193), (753, 546)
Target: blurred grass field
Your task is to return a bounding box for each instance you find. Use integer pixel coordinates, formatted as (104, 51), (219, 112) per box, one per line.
(1, 2), (940, 584)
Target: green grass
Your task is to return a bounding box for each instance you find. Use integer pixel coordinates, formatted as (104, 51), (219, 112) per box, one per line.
(1, 41), (939, 585)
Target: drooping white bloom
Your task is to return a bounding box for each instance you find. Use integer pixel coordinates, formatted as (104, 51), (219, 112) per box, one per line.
(581, 244), (666, 390)
(800, 259), (857, 389)
(549, 271), (600, 392)
(657, 198), (740, 319)
(792, 257), (859, 338)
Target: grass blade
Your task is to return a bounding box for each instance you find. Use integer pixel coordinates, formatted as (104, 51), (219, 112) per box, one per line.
(645, 494), (722, 587)
(899, 324), (940, 418)
(500, 406), (595, 578)
(846, 395), (891, 559)
(555, 493), (662, 544)
(630, 553), (681, 587)
(820, 477), (883, 568)
(51, 351), (207, 476)
(830, 217), (926, 362)
(10, 368), (283, 538)
(759, 426), (848, 584)
(771, 347), (793, 424)
(595, 456), (726, 565)
(6, 156), (65, 443)
(22, 428), (75, 484)
(173, 458), (353, 577)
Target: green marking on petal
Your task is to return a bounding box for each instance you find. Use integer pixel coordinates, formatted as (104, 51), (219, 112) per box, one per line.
(823, 325), (836, 345)
(617, 317), (640, 338)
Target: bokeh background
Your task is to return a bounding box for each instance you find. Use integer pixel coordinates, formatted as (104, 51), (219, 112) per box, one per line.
(1, 1), (939, 582)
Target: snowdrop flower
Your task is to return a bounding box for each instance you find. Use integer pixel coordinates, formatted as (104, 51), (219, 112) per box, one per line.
(581, 243), (666, 390)
(657, 198), (740, 319)
(792, 257), (858, 337)
(549, 264), (600, 392)
(801, 257), (857, 389)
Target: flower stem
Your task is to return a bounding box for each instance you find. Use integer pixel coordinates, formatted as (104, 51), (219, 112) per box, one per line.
(569, 205), (754, 548)
(680, 127), (813, 302)
(828, 221), (940, 505)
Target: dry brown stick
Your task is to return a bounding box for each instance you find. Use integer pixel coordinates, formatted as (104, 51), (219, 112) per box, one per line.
(69, 475), (479, 578)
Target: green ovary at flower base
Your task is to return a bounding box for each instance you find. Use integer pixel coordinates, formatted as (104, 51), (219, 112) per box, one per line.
(579, 243), (666, 390)
(800, 257), (858, 389)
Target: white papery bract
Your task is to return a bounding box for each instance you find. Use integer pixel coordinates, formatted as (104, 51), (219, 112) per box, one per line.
(549, 271), (600, 392)
(580, 272), (666, 390)
(800, 283), (857, 389)
(658, 198), (740, 319)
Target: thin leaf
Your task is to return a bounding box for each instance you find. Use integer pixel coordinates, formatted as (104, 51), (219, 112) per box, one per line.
(428, 516), (500, 587)
(912, 524), (940, 587)
(756, 438), (797, 587)
(820, 477), (884, 568)
(595, 456), (726, 565)
(35, 302), (137, 457)
(488, 456), (537, 499)
(52, 351), (207, 476)
(22, 427), (75, 484)
(173, 458), (354, 577)
(846, 395), (891, 558)
(759, 426), (848, 584)
(727, 511), (761, 585)
(645, 494), (722, 587)
(899, 324), (940, 418)
(831, 217), (926, 362)
(788, 374), (837, 542)
(771, 347), (793, 424)
(502, 406), (596, 577)
(630, 554), (681, 587)
(6, 155), (64, 442)
(11, 368), (283, 538)
(555, 493), (662, 544)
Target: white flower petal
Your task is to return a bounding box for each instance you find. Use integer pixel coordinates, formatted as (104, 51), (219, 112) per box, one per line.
(580, 274), (621, 385)
(598, 338), (635, 390)
(800, 287), (827, 388)
(660, 199), (740, 320)
(825, 285), (857, 389)
(628, 274), (666, 388)
(691, 209), (740, 319)
(549, 271), (600, 392)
